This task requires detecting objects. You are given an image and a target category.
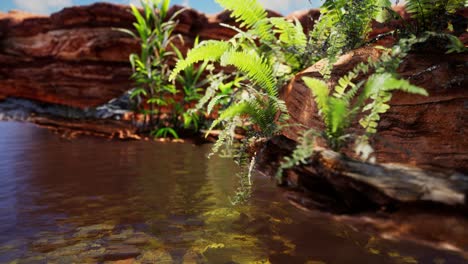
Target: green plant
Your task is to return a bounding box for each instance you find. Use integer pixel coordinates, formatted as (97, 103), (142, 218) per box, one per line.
(151, 127), (180, 139)
(307, 0), (392, 76)
(277, 35), (433, 178)
(119, 0), (182, 134)
(230, 155), (256, 205)
(172, 38), (210, 132)
(169, 0), (312, 154)
(404, 0), (466, 33)
(276, 129), (317, 180)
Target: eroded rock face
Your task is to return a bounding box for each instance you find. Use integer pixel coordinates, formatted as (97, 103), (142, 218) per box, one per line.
(0, 3), (245, 109)
(281, 46), (468, 173)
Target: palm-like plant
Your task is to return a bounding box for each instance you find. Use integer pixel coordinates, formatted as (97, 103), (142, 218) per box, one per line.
(119, 0), (183, 134)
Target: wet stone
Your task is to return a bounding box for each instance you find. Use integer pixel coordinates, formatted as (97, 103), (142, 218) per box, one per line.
(78, 247), (106, 259)
(108, 229), (135, 242)
(74, 224), (115, 239)
(104, 258), (136, 264)
(31, 236), (69, 252)
(136, 249), (174, 264)
(182, 250), (206, 264)
(123, 232), (153, 246)
(103, 244), (141, 261)
(46, 242), (88, 258)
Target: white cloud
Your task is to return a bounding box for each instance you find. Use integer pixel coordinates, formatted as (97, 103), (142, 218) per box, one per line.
(257, 0), (317, 14)
(14, 0), (73, 14)
(182, 0), (190, 7)
(129, 0), (142, 7)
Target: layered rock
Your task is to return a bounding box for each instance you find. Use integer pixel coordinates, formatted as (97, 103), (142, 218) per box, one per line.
(0, 3), (251, 109)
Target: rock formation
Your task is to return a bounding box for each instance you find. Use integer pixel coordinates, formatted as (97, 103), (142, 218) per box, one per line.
(0, 3), (255, 109)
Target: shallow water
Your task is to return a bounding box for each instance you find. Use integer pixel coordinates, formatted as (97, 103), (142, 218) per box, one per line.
(0, 121), (466, 264)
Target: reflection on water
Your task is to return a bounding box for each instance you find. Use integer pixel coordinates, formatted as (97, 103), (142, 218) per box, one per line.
(0, 121), (466, 263)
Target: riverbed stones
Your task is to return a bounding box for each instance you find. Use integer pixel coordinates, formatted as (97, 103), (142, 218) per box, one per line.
(102, 244), (141, 261)
(135, 249), (174, 264)
(182, 250), (206, 264)
(74, 223), (115, 239)
(108, 228), (135, 242)
(31, 236), (69, 252)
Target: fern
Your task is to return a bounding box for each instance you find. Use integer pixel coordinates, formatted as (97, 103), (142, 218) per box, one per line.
(220, 50), (277, 97)
(359, 73), (428, 134)
(171, 0), (331, 156)
(303, 77), (353, 150)
(308, 0), (392, 76)
(276, 129), (317, 180)
(209, 117), (239, 158)
(169, 41), (230, 81)
(405, 0), (465, 32)
(207, 101), (250, 134)
(214, 0), (267, 28)
(301, 41), (429, 154)
(270, 17), (307, 52)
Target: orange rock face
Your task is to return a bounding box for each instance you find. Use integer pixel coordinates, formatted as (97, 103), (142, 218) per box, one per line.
(0, 3), (242, 109)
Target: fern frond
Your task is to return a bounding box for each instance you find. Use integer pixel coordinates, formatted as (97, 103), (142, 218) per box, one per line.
(276, 129), (317, 180)
(359, 73), (428, 135)
(249, 19), (275, 43)
(207, 94), (228, 114)
(220, 50), (277, 96)
(214, 0), (267, 28)
(405, 0), (465, 31)
(207, 102), (249, 134)
(169, 41), (230, 81)
(269, 17), (307, 52)
(367, 73), (428, 96)
(209, 117), (239, 157)
(302, 77), (330, 124)
(328, 97), (348, 135)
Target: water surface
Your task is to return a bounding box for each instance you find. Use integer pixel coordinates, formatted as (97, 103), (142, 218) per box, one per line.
(0, 121), (465, 263)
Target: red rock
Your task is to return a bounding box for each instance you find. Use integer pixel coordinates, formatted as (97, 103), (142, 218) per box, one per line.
(0, 3), (240, 109)
(0, 3), (417, 109)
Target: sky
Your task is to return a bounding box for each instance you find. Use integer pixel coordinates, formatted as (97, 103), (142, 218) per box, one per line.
(0, 0), (323, 16)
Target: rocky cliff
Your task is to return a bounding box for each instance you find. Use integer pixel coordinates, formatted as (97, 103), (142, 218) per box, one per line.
(0, 3), (285, 109)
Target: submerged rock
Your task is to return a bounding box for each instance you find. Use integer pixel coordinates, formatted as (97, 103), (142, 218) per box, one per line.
(136, 249), (174, 264)
(103, 244), (141, 261)
(74, 224), (115, 239)
(122, 232), (154, 246)
(182, 250), (206, 264)
(31, 236), (69, 253)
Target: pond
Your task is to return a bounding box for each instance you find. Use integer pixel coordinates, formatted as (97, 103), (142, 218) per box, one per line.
(0, 121), (465, 263)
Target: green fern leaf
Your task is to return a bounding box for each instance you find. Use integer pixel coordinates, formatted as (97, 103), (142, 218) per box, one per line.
(220, 51), (277, 96)
(329, 98), (348, 135)
(214, 0), (267, 28)
(368, 73), (429, 96)
(207, 102), (249, 135)
(269, 17), (307, 51)
(170, 41), (230, 81)
(302, 77), (330, 123)
(207, 94), (228, 114)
